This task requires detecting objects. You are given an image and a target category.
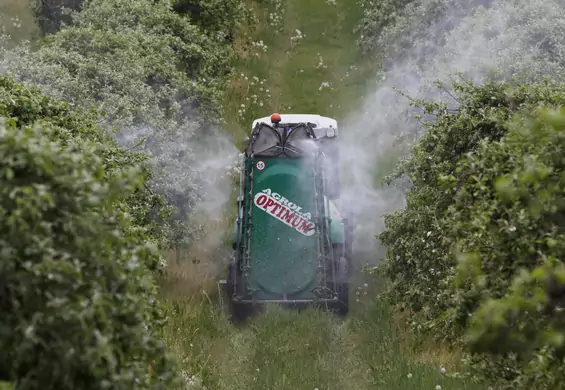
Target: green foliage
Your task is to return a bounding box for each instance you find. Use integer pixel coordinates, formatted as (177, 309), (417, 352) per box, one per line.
(357, 0), (464, 56)
(379, 79), (565, 387)
(33, 0), (253, 43)
(0, 115), (180, 389)
(455, 107), (565, 389)
(0, 75), (171, 270)
(357, 0), (565, 79)
(172, 0), (255, 42)
(2, 0), (249, 248)
(31, 0), (83, 36)
(354, 0), (414, 54)
(31, 0), (229, 121)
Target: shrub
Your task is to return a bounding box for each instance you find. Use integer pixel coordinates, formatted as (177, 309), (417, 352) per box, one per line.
(19, 0), (227, 122)
(453, 107), (565, 389)
(354, 0), (414, 55)
(357, 0), (565, 79)
(172, 0), (255, 43)
(378, 79), (565, 387)
(1, 0), (247, 249)
(0, 116), (180, 389)
(0, 75), (171, 271)
(30, 0), (83, 36)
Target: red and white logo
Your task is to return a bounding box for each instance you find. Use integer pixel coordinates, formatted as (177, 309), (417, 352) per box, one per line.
(253, 189), (316, 236)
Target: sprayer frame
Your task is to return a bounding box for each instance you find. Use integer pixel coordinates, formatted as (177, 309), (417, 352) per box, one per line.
(221, 115), (352, 322)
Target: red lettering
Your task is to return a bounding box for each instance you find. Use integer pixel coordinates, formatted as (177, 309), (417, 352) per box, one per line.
(271, 203), (282, 215)
(263, 198), (275, 210)
(256, 194), (267, 206)
(283, 210), (296, 224)
(255, 190), (316, 236)
(277, 205), (287, 218)
(299, 220), (314, 233)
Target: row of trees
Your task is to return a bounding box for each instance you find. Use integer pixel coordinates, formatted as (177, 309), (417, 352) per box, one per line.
(357, 1), (565, 388)
(4, 0), (254, 250)
(1, 0), (252, 388)
(378, 80), (565, 389)
(0, 76), (179, 388)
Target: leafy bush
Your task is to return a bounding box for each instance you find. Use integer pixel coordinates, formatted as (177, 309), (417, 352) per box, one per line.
(354, 0), (414, 55)
(2, 0), (246, 248)
(34, 0), (253, 43)
(378, 79), (565, 387)
(19, 0), (228, 122)
(357, 0), (565, 78)
(452, 107), (565, 389)
(0, 75), (171, 271)
(0, 115), (180, 389)
(31, 0), (83, 35)
(172, 0), (254, 43)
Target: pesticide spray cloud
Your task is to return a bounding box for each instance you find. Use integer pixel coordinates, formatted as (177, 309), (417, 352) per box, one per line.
(340, 0), (565, 265)
(114, 122), (240, 236)
(0, 17), (241, 265)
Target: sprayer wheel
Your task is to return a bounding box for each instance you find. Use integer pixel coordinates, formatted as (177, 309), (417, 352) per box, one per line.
(335, 282), (349, 317)
(229, 301), (254, 324)
(329, 255), (349, 317)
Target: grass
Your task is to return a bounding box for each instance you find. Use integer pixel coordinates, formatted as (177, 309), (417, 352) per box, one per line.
(222, 0), (377, 143)
(161, 274), (487, 390)
(160, 0), (491, 388)
(0, 1), (489, 388)
(0, 0), (40, 47)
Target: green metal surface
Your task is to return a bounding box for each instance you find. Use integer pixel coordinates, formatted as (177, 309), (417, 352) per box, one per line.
(228, 119), (351, 310)
(328, 200), (345, 244)
(247, 157), (319, 300)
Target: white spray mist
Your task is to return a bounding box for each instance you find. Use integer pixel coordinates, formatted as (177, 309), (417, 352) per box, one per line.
(0, 31), (242, 268)
(340, 0), (565, 267)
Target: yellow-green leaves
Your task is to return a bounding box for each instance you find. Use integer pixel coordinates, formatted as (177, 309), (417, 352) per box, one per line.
(494, 174), (515, 202)
(379, 79), (565, 388)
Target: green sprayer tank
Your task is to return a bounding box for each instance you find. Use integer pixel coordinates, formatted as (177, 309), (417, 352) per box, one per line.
(222, 113), (354, 322)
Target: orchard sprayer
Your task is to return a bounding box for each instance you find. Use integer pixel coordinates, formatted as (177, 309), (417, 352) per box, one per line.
(220, 113), (354, 322)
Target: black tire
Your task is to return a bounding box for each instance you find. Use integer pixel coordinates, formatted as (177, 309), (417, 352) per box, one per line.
(335, 282), (349, 317)
(229, 301), (254, 324)
(335, 255), (349, 316)
(324, 252), (349, 317)
(224, 253), (236, 300)
(343, 212), (354, 279)
(225, 254), (255, 324)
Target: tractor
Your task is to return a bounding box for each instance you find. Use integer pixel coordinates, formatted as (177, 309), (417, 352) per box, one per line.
(221, 113), (354, 322)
